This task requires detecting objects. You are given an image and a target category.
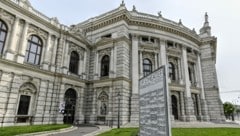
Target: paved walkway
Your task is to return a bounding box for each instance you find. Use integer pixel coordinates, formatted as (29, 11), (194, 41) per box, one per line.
(50, 125), (99, 136)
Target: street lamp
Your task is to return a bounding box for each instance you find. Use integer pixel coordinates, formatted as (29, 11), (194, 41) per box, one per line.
(117, 92), (121, 129)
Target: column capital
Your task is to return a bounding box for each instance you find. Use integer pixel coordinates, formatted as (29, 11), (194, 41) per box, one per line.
(131, 33), (138, 40)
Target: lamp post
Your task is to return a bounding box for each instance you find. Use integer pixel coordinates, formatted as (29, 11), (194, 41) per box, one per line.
(117, 92), (120, 129)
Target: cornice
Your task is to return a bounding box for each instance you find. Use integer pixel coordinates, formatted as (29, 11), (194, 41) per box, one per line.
(78, 9), (202, 45)
(2, 0), (62, 33)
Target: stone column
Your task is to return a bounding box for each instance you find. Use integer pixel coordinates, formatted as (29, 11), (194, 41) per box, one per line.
(42, 33), (52, 70)
(160, 39), (167, 66)
(17, 21), (29, 64)
(110, 47), (114, 78)
(131, 35), (139, 94)
(94, 51), (99, 80)
(197, 94), (202, 120)
(77, 87), (85, 123)
(197, 53), (209, 121)
(180, 92), (186, 121)
(90, 88), (97, 124)
(154, 52), (158, 70)
(182, 46), (196, 121)
(50, 37), (58, 72)
(130, 34), (139, 123)
(178, 58), (183, 84)
(82, 50), (87, 79)
(6, 16), (19, 61)
(78, 56), (83, 76)
(113, 45), (117, 78)
(139, 51), (143, 78)
(62, 41), (69, 74)
(107, 87), (113, 124)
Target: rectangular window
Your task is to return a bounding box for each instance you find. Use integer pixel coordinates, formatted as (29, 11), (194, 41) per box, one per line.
(17, 95), (31, 115)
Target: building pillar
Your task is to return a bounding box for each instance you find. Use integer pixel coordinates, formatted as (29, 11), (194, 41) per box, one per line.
(107, 87), (113, 124)
(6, 16), (19, 61)
(139, 51), (143, 78)
(82, 50), (87, 79)
(197, 94), (202, 120)
(17, 21), (29, 64)
(180, 92), (186, 121)
(131, 34), (139, 94)
(90, 88), (97, 124)
(197, 53), (209, 121)
(62, 41), (69, 74)
(76, 87), (84, 124)
(42, 33), (52, 70)
(78, 57), (83, 76)
(160, 39), (167, 66)
(182, 46), (196, 121)
(113, 45), (117, 78)
(130, 34), (139, 123)
(154, 52), (158, 70)
(110, 47), (114, 78)
(50, 37), (58, 72)
(178, 58), (183, 84)
(94, 51), (99, 80)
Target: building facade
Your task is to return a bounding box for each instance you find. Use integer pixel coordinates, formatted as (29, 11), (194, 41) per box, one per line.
(0, 0), (225, 127)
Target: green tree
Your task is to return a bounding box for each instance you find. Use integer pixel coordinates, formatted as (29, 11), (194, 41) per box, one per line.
(223, 102), (235, 121)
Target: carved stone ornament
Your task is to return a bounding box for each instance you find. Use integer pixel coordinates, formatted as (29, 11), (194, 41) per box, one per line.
(0, 9), (15, 25)
(19, 82), (37, 94)
(28, 25), (48, 40)
(142, 52), (155, 63)
(98, 48), (111, 60)
(69, 43), (84, 60)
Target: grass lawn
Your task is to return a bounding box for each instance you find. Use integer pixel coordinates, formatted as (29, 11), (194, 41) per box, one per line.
(98, 128), (139, 136)
(0, 124), (71, 136)
(98, 128), (240, 136)
(172, 128), (240, 136)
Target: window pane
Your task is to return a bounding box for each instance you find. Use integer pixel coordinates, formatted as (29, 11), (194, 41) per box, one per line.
(37, 46), (41, 54)
(17, 95), (31, 115)
(0, 42), (3, 53)
(30, 44), (37, 52)
(1, 23), (7, 31)
(24, 52), (29, 61)
(32, 36), (39, 43)
(28, 53), (36, 64)
(0, 31), (6, 41)
(35, 55), (40, 64)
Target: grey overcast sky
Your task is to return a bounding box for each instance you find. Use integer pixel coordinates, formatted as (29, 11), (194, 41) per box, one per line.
(29, 0), (240, 104)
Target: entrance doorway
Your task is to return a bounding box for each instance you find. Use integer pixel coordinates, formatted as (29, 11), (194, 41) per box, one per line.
(64, 89), (77, 124)
(171, 95), (179, 120)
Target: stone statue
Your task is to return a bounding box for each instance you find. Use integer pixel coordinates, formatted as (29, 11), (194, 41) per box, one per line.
(158, 11), (162, 17)
(205, 12), (208, 23)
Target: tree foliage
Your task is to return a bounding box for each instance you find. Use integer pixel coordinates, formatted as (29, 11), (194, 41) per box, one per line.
(223, 102), (235, 120)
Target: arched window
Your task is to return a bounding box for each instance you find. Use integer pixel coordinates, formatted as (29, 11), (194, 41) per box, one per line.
(101, 55), (110, 77)
(64, 89), (77, 124)
(0, 20), (8, 54)
(69, 51), (79, 74)
(143, 58), (152, 76)
(168, 62), (176, 80)
(24, 35), (42, 65)
(98, 91), (108, 115)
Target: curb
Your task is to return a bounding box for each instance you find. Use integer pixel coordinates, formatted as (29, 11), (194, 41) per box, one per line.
(83, 126), (112, 136)
(16, 126), (77, 136)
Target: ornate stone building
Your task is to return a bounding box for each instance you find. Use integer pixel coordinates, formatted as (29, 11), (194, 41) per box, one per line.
(0, 0), (225, 126)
